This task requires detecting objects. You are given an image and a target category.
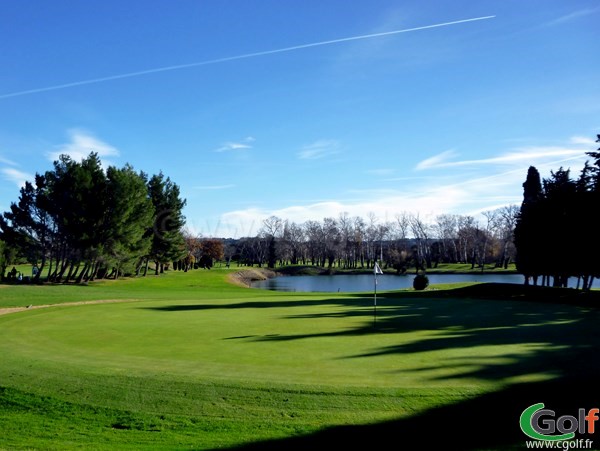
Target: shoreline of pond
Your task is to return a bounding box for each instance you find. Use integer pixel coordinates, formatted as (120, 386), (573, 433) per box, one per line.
(229, 265), (522, 289)
(250, 271), (530, 293)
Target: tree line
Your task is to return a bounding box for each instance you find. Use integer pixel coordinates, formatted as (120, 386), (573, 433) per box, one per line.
(3, 136), (597, 288)
(224, 207), (519, 273)
(0, 152), (187, 282)
(514, 135), (600, 290)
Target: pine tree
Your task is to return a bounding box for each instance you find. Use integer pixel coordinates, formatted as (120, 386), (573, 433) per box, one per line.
(146, 172), (187, 275)
(105, 165), (155, 277)
(0, 174), (54, 281)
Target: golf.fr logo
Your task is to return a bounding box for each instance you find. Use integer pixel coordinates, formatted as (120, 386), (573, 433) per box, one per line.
(520, 403), (599, 441)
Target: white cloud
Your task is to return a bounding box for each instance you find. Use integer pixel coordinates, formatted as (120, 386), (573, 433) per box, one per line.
(207, 135), (595, 238)
(1, 167), (34, 188)
(215, 142), (251, 152)
(543, 8), (600, 27)
(570, 136), (596, 145)
(415, 149), (458, 170)
(216, 155), (590, 237)
(47, 129), (119, 163)
(215, 136), (255, 152)
(218, 179), (476, 235)
(297, 139), (340, 160)
(415, 146), (590, 170)
(0, 155), (17, 166)
(215, 207), (266, 237)
(214, 174), (525, 238)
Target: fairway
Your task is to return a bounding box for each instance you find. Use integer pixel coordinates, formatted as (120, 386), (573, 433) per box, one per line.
(1, 269), (599, 450)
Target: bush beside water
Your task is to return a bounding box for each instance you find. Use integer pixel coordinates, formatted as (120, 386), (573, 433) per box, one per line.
(413, 274), (429, 290)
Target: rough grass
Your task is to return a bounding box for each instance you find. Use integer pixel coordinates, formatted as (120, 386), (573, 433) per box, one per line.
(1, 268), (599, 450)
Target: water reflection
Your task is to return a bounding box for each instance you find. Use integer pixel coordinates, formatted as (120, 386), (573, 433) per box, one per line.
(252, 273), (596, 292)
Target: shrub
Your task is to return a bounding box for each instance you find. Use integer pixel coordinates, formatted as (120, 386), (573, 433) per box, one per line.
(413, 274), (429, 291)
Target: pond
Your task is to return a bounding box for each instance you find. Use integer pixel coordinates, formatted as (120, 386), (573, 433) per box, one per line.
(251, 273), (597, 292)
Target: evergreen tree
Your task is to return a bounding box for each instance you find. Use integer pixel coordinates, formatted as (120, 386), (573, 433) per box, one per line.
(146, 172), (187, 275)
(1, 152), (186, 282)
(0, 174), (54, 281)
(105, 166), (155, 277)
(514, 166), (544, 285)
(0, 239), (9, 279)
(579, 135), (600, 289)
(515, 136), (600, 290)
(45, 153), (109, 281)
(542, 168), (577, 287)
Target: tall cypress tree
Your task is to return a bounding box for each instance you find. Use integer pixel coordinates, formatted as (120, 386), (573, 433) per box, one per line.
(514, 166), (544, 285)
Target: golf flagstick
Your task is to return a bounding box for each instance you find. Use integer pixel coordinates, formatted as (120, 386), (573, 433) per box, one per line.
(374, 262), (383, 328)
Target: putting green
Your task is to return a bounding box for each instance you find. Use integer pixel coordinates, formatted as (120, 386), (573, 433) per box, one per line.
(1, 270), (599, 449)
(0, 291), (578, 391)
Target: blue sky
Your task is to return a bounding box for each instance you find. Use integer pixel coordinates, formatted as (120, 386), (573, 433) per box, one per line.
(1, 0), (598, 238)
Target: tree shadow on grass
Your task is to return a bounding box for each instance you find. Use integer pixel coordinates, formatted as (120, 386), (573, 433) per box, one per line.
(144, 284), (600, 449)
(207, 284), (600, 450)
(141, 297), (369, 312)
(220, 376), (598, 450)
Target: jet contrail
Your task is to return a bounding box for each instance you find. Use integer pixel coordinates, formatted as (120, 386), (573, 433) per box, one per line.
(1, 15), (495, 100)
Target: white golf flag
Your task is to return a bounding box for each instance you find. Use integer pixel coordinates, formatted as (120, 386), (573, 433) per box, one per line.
(374, 262), (383, 275)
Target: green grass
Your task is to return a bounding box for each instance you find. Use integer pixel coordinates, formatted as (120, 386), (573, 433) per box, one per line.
(0, 266), (258, 308)
(1, 268), (599, 450)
